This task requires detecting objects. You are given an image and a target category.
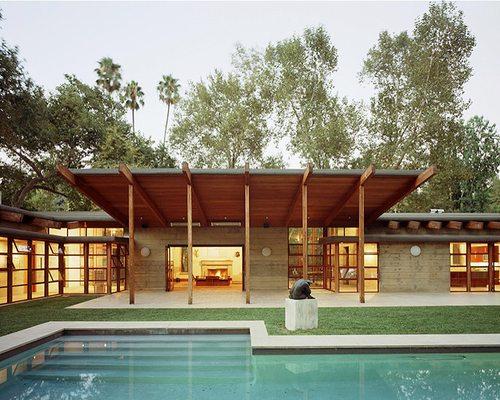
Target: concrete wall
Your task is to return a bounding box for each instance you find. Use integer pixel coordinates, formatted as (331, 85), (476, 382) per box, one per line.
(379, 242), (450, 292)
(133, 226), (288, 290)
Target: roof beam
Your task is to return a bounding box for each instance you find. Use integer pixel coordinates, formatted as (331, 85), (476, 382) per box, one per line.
(366, 166), (437, 225)
(465, 221), (483, 230)
(324, 164), (375, 227)
(487, 221), (500, 230)
(0, 210), (23, 223)
(56, 165), (128, 227)
(426, 220), (442, 230)
(284, 163), (313, 226)
(407, 220), (421, 230)
(181, 162), (208, 226)
(119, 163), (168, 227)
(446, 221), (463, 230)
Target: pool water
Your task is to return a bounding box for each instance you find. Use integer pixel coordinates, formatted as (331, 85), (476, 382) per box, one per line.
(0, 334), (499, 400)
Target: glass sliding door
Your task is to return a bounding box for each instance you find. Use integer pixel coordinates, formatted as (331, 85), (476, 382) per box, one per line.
(470, 243), (489, 292)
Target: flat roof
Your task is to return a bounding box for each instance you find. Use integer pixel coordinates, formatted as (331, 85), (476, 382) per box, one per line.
(57, 165), (436, 228)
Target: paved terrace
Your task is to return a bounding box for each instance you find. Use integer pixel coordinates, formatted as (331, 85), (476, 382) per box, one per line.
(69, 288), (500, 309)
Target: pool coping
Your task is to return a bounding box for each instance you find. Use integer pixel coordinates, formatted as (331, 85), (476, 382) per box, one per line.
(1, 321), (499, 360)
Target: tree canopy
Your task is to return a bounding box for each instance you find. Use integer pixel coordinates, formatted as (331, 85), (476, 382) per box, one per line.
(1, 2), (498, 213)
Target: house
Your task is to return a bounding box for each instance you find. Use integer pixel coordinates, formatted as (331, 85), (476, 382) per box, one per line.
(0, 163), (498, 306)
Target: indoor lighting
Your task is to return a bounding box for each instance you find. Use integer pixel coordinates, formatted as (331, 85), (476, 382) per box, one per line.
(170, 222), (202, 227)
(210, 222), (241, 227)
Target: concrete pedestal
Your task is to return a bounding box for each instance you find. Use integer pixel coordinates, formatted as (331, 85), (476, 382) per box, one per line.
(285, 298), (318, 331)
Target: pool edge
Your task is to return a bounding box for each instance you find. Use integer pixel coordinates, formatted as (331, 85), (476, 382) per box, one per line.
(1, 321), (499, 359)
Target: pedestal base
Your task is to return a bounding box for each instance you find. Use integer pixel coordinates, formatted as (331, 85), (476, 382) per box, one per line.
(285, 298), (318, 331)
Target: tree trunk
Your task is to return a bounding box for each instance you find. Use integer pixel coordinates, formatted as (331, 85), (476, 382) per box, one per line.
(132, 109), (135, 134)
(163, 103), (171, 144)
(13, 177), (45, 208)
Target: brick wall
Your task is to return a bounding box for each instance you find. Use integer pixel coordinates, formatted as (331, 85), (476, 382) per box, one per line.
(379, 243), (449, 292)
(133, 226), (288, 290)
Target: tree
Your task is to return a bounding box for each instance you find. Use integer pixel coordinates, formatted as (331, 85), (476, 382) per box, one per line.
(157, 74), (180, 143)
(170, 70), (274, 168)
(95, 57), (122, 95)
(451, 117), (499, 212)
(122, 81), (144, 134)
(360, 2), (479, 211)
(234, 26), (362, 168)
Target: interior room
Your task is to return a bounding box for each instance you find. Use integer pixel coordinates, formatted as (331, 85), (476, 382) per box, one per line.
(167, 246), (243, 291)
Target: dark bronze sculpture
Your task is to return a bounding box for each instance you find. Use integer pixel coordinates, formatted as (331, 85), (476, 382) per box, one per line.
(289, 279), (315, 300)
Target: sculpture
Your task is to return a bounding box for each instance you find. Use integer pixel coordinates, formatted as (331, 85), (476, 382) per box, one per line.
(289, 279), (315, 300)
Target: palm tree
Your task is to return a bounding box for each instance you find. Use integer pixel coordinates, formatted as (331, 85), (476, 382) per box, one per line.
(122, 81), (145, 134)
(95, 57), (122, 95)
(157, 74), (180, 143)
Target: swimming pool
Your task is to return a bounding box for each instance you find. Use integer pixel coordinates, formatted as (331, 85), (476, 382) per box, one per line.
(0, 334), (498, 399)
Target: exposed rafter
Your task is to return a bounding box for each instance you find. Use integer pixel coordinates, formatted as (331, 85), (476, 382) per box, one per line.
(387, 220), (400, 230)
(56, 165), (128, 227)
(181, 162), (209, 226)
(426, 220), (442, 230)
(487, 221), (500, 230)
(324, 164), (375, 227)
(366, 166), (437, 225)
(465, 221), (483, 230)
(284, 163), (313, 226)
(119, 163), (168, 227)
(407, 220), (420, 230)
(446, 221), (463, 230)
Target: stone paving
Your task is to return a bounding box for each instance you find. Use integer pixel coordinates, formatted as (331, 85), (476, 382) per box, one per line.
(69, 288), (500, 309)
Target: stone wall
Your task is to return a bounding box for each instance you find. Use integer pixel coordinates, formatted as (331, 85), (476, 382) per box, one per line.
(133, 226), (288, 290)
(379, 242), (449, 292)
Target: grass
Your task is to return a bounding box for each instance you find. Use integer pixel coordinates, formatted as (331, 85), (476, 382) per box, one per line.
(0, 296), (499, 337)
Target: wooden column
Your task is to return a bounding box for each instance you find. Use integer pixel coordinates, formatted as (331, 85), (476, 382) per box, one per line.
(187, 183), (193, 305)
(466, 242), (471, 292)
(358, 185), (365, 303)
(27, 239), (33, 300)
(302, 183), (308, 279)
(106, 243), (112, 294)
(58, 243), (65, 294)
(488, 243), (494, 292)
(83, 243), (89, 294)
(7, 238), (12, 303)
(44, 242), (49, 297)
(245, 167), (250, 304)
(128, 184), (135, 304)
(334, 243), (340, 293)
(322, 227), (328, 289)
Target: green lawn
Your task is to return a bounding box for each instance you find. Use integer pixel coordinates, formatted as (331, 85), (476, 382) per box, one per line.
(0, 296), (499, 337)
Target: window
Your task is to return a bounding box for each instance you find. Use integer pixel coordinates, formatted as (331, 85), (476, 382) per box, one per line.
(288, 228), (378, 293)
(12, 240), (29, 302)
(31, 241), (46, 299)
(47, 243), (61, 295)
(470, 243), (489, 292)
(450, 242), (467, 292)
(88, 243), (107, 294)
(287, 228), (324, 288)
(64, 243), (85, 293)
(450, 242), (496, 292)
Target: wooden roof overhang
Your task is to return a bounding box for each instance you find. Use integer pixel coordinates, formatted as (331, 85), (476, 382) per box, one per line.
(0, 226), (128, 244)
(0, 204), (119, 229)
(319, 233), (500, 244)
(57, 165), (436, 229)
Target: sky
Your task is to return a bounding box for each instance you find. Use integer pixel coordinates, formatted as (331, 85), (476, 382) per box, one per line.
(1, 1), (499, 167)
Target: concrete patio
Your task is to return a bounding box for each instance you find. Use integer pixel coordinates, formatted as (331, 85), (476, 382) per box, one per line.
(68, 288), (500, 309)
